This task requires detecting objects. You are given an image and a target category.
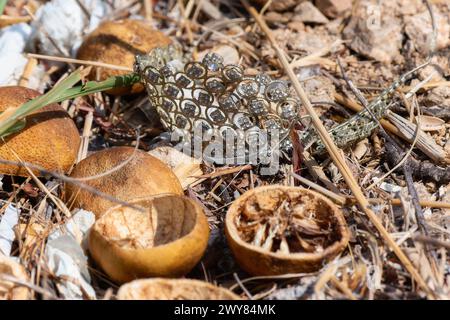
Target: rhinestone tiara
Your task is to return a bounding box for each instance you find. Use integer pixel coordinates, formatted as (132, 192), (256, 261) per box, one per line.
(134, 45), (301, 163)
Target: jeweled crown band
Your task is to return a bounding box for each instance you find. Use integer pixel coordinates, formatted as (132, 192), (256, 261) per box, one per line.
(134, 45), (301, 161)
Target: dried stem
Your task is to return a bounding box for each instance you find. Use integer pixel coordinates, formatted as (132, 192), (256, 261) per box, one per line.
(241, 0), (433, 296)
(27, 53), (134, 72)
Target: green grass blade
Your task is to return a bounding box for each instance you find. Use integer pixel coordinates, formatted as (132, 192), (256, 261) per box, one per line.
(0, 71), (141, 139)
(54, 73), (140, 103)
(0, 119), (26, 138)
(0, 69), (84, 138)
(0, 0), (7, 16)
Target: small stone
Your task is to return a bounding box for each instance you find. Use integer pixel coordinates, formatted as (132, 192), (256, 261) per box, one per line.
(222, 65), (243, 83)
(287, 21), (305, 33)
(404, 8), (450, 57)
(144, 67), (161, 84)
(249, 99), (268, 115)
(162, 98), (175, 111)
(423, 86), (450, 110)
(175, 115), (188, 128)
(218, 93), (239, 111)
(237, 80), (259, 98)
(207, 44), (240, 65)
(343, 1), (403, 63)
(202, 52), (224, 72)
(175, 74), (192, 88)
(163, 84), (180, 99)
(255, 73), (272, 86)
(264, 11), (292, 24)
(251, 0), (303, 12)
(237, 115), (253, 130)
(315, 0), (352, 18)
(186, 62), (206, 79)
(182, 103), (197, 117)
(206, 78), (226, 94)
(197, 91), (213, 105)
(279, 101), (299, 120)
(292, 1), (329, 24)
(160, 64), (175, 78)
(265, 81), (289, 102)
(264, 119), (281, 130)
(209, 109), (226, 123)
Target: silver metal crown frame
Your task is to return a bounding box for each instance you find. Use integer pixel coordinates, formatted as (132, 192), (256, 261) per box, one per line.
(134, 45), (301, 164)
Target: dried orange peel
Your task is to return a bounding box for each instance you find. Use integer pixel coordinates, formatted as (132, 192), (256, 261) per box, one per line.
(117, 278), (240, 300)
(89, 194), (210, 283)
(225, 185), (350, 275)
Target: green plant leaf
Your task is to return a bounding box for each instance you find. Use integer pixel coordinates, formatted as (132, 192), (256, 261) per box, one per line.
(0, 118), (26, 138)
(0, 0), (7, 16)
(54, 73), (141, 103)
(0, 69), (84, 138)
(0, 71), (141, 139)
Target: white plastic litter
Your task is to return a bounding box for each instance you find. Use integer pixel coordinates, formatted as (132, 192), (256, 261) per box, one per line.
(46, 209), (96, 300)
(0, 204), (20, 256)
(0, 23), (32, 85)
(28, 0), (111, 56)
(372, 178), (402, 194)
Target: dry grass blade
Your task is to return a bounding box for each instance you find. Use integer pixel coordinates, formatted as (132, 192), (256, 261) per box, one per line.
(241, 0), (433, 296)
(27, 53), (134, 72)
(335, 93), (447, 164)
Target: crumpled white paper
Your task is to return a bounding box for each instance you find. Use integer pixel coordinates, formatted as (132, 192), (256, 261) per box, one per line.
(0, 23), (32, 85)
(0, 204), (20, 256)
(28, 0), (111, 56)
(46, 209), (96, 300)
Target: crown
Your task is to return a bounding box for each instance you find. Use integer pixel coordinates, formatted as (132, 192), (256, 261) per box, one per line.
(134, 45), (301, 164)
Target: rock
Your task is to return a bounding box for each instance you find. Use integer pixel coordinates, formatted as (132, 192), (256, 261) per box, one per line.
(404, 7), (450, 57)
(315, 0), (352, 18)
(28, 0), (111, 56)
(262, 25), (338, 58)
(264, 11), (292, 24)
(0, 255), (31, 300)
(343, 1), (403, 63)
(393, 0), (424, 16)
(417, 61), (447, 82)
(287, 21), (306, 33)
(251, 0), (305, 12)
(302, 75), (335, 104)
(198, 44), (240, 66)
(420, 85), (450, 121)
(297, 66), (335, 117)
(292, 1), (329, 24)
(148, 146), (203, 190)
(423, 86), (450, 110)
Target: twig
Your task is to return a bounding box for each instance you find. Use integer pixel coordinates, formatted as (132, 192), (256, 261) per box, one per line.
(229, 272), (313, 291)
(233, 273), (254, 300)
(338, 53), (435, 272)
(0, 158), (143, 212)
(330, 275), (357, 300)
(291, 172), (450, 209)
(0, 274), (58, 300)
(71, 129), (141, 182)
(6, 147), (70, 220)
(367, 98), (422, 190)
(290, 172), (346, 205)
(27, 53), (134, 72)
(196, 164), (252, 179)
(18, 57), (37, 87)
(241, 0), (433, 296)
(413, 235), (450, 250)
(143, 0), (153, 22)
(335, 93), (447, 164)
(77, 111), (93, 163)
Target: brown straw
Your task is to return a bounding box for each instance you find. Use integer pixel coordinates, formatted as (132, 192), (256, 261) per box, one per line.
(241, 0), (433, 296)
